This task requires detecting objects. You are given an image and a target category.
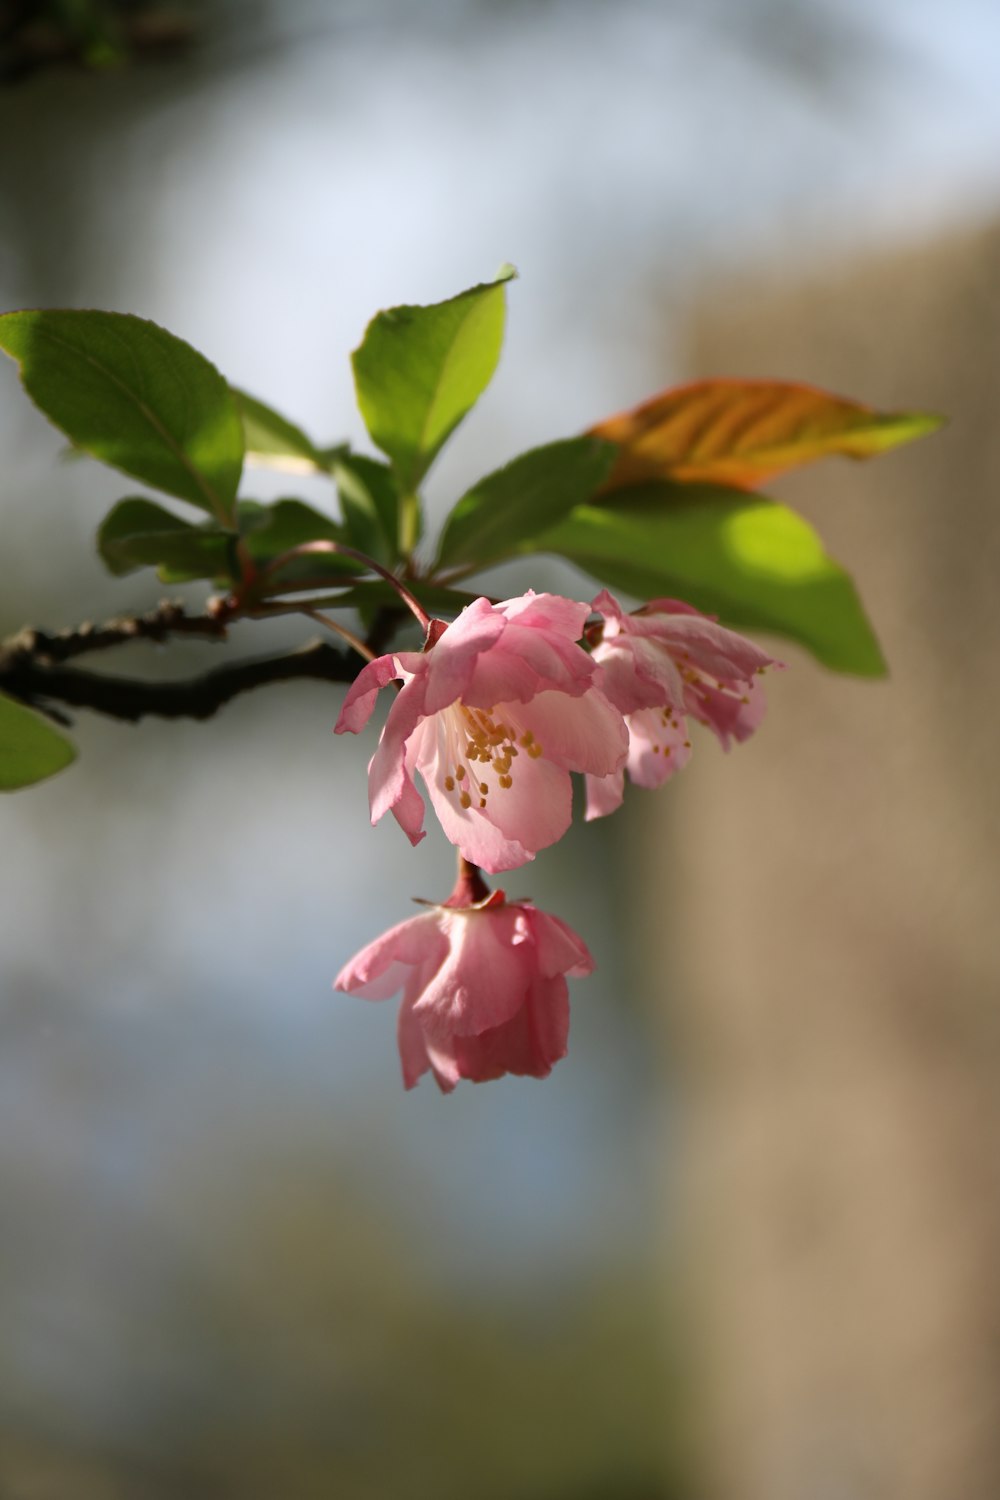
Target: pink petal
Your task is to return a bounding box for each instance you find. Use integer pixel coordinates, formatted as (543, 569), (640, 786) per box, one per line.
(389, 768), (427, 846)
(443, 974), (570, 1082)
(367, 675), (430, 829)
(478, 751), (573, 857)
(507, 688), (628, 776)
(499, 591), (590, 640)
(625, 707), (693, 788)
(462, 638), (554, 709)
(422, 598), (506, 715)
(397, 993), (436, 1090)
(412, 906), (531, 1038)
(590, 588), (626, 632)
(584, 767), (625, 822)
(683, 677), (768, 749)
(593, 635), (686, 715)
(334, 912), (446, 1000)
(644, 611), (775, 682)
(529, 907), (596, 979)
(422, 759), (563, 873)
(334, 652), (403, 734)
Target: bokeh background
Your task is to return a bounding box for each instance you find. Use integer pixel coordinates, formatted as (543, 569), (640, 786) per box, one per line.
(1, 3), (998, 1497)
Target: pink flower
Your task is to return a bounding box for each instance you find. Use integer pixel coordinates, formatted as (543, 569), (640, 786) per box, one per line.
(584, 590), (781, 819)
(334, 869), (594, 1093)
(335, 591), (628, 873)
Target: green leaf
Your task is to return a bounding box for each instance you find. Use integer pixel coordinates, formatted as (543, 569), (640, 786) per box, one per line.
(233, 387), (333, 474)
(297, 579), (483, 617)
(242, 497), (345, 555)
(97, 498), (232, 583)
(0, 310), (244, 524)
(333, 453), (401, 567)
(241, 499), (366, 594)
(352, 268), (515, 491)
(436, 436), (617, 572)
(534, 483), (886, 676)
(0, 691), (76, 791)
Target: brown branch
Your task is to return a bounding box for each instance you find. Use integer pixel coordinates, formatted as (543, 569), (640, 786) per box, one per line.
(0, 640), (358, 724)
(0, 599), (229, 668)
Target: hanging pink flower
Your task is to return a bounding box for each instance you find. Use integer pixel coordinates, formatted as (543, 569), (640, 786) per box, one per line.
(335, 591), (628, 873)
(334, 864), (594, 1092)
(584, 589), (781, 819)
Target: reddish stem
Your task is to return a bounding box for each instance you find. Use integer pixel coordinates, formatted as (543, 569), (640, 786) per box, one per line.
(248, 540), (431, 631)
(443, 856), (498, 909)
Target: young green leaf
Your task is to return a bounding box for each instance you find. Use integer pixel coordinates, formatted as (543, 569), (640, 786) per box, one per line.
(533, 483), (886, 676)
(241, 499), (366, 594)
(352, 268), (515, 492)
(333, 453), (401, 567)
(0, 691), (77, 790)
(97, 498), (232, 583)
(0, 310), (244, 524)
(435, 436), (616, 572)
(241, 498), (346, 556)
(232, 388), (332, 475)
(590, 378), (943, 493)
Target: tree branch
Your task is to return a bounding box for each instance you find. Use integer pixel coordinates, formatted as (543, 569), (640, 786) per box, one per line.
(0, 599), (229, 667)
(0, 601), (360, 724)
(0, 639), (357, 724)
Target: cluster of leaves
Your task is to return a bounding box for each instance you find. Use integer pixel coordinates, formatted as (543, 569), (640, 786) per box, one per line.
(0, 267), (939, 790)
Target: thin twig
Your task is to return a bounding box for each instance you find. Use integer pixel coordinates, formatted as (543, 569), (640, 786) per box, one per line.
(300, 608), (377, 662)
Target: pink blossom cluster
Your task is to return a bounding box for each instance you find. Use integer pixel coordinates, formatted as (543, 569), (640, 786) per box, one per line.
(335, 589), (779, 1090)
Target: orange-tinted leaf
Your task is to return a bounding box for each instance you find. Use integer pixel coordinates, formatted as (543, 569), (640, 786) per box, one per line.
(590, 378), (943, 492)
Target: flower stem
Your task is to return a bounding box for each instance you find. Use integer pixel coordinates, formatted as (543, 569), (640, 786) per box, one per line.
(444, 855), (493, 908)
(248, 540), (431, 631)
(299, 608), (376, 662)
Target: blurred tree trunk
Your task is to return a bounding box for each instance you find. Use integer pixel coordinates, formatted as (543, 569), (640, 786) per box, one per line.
(647, 221), (1000, 1500)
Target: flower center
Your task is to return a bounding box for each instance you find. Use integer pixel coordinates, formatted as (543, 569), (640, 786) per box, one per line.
(439, 705), (544, 810)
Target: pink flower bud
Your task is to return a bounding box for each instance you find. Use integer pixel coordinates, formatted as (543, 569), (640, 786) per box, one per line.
(335, 876), (594, 1093)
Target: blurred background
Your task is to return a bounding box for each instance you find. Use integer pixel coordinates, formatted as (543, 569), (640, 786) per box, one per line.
(1, 2), (998, 1496)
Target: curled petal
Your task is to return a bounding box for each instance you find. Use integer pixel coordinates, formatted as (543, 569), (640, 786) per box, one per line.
(335, 652), (403, 735)
(683, 676), (768, 749)
(335, 912), (447, 1000)
(367, 675), (430, 831)
(530, 908), (595, 979)
(584, 767), (626, 823)
(422, 598), (506, 715)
